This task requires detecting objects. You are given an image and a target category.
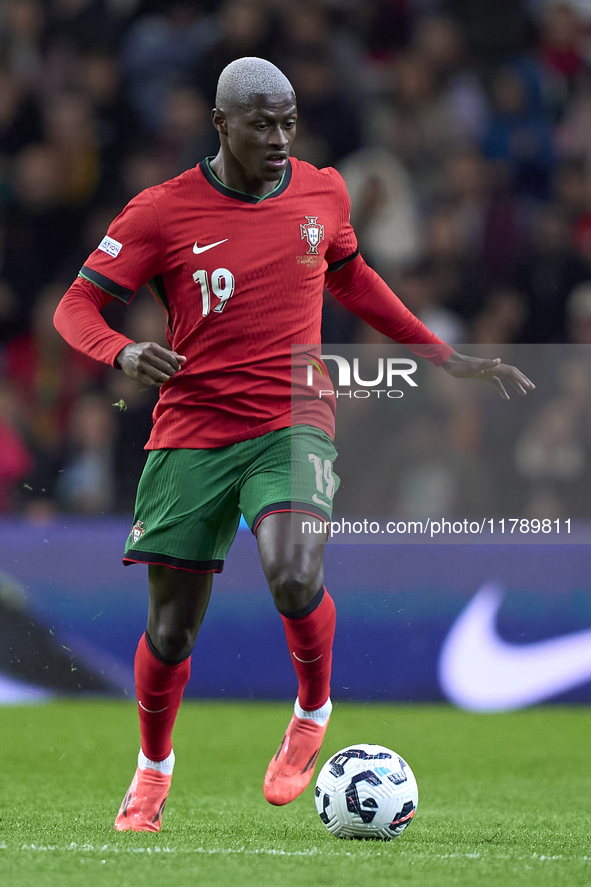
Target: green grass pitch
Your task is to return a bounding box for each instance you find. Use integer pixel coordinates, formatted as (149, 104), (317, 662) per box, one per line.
(1, 700), (591, 887)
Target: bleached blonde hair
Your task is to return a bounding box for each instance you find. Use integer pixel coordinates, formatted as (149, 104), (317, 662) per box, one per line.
(215, 57), (295, 109)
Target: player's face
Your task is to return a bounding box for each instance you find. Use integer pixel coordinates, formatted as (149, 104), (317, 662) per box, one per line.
(218, 92), (297, 185)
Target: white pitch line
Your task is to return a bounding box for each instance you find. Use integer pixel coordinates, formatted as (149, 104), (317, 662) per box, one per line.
(4, 844), (350, 858)
(1, 843), (590, 863)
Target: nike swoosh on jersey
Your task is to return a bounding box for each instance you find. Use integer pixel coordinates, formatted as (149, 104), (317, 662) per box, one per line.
(193, 239), (228, 254)
(438, 583), (591, 711)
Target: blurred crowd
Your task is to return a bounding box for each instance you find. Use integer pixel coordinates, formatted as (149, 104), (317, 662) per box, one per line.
(2, 0), (591, 518)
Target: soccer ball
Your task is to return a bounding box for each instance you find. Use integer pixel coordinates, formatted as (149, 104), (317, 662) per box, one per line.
(314, 744), (418, 840)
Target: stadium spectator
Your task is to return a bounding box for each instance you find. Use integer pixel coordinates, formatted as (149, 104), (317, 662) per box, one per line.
(43, 91), (102, 206)
(481, 63), (555, 200)
(123, 0), (217, 131)
(75, 50), (142, 196)
(119, 147), (174, 202)
(45, 0), (128, 55)
(56, 392), (117, 513)
(2, 143), (82, 332)
(555, 73), (591, 169)
(287, 53), (364, 166)
(411, 13), (489, 143)
(418, 204), (487, 325)
(516, 206), (590, 341)
(438, 148), (525, 287)
(441, 0), (534, 70)
(0, 69), (43, 156)
(276, 2), (364, 102)
(551, 157), (590, 229)
(0, 0), (46, 87)
(536, 0), (587, 120)
(368, 48), (463, 198)
(193, 0), (272, 106)
(362, 0), (412, 63)
(339, 147), (421, 276)
(157, 84), (218, 175)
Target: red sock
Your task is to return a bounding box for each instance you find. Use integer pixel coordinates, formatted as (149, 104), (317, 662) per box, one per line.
(134, 633), (191, 762)
(280, 588), (336, 711)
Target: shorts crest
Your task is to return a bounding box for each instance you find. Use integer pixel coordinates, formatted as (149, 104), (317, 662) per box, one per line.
(131, 520), (145, 544)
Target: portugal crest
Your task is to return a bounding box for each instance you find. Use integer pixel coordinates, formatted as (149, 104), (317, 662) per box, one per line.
(300, 216), (324, 255)
(131, 520), (145, 544)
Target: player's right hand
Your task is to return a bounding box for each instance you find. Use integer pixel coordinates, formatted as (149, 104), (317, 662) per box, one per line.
(115, 342), (187, 387)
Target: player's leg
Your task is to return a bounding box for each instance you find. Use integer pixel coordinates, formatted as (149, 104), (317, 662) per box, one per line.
(115, 566), (213, 832)
(257, 511), (333, 711)
(237, 425), (339, 804)
(138, 565), (213, 766)
(256, 512), (336, 805)
(115, 447), (242, 832)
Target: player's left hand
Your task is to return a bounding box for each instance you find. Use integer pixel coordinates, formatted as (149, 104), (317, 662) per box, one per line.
(441, 351), (535, 400)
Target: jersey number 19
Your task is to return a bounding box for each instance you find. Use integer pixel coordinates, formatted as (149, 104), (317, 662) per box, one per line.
(193, 268), (235, 316)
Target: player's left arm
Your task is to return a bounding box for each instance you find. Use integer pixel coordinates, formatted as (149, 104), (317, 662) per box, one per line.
(325, 254), (535, 399)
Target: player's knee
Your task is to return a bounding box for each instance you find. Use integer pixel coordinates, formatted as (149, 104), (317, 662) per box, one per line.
(267, 569), (321, 614)
(148, 622), (196, 663)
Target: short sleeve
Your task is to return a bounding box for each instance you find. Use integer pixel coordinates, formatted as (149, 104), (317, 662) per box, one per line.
(323, 167), (359, 273)
(79, 190), (163, 304)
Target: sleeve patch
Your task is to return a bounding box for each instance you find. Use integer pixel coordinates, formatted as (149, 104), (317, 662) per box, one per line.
(98, 235), (123, 258)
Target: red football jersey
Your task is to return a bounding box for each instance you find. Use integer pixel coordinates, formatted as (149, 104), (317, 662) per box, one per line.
(74, 156), (452, 447)
(81, 157), (358, 448)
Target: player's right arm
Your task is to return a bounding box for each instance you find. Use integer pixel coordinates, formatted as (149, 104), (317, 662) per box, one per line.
(53, 190), (185, 387)
(54, 280), (185, 386)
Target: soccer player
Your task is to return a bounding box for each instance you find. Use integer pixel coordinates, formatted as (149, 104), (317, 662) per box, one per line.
(54, 57), (534, 832)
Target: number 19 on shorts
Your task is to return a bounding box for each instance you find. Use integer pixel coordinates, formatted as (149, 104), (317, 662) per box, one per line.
(309, 452), (336, 508)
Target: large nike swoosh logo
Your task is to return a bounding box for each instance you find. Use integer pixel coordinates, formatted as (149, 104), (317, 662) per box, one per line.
(438, 583), (591, 711)
(193, 239), (228, 254)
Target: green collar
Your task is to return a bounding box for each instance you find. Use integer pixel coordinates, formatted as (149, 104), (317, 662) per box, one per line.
(200, 156), (292, 204)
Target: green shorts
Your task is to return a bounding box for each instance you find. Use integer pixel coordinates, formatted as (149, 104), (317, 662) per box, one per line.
(123, 425), (339, 573)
